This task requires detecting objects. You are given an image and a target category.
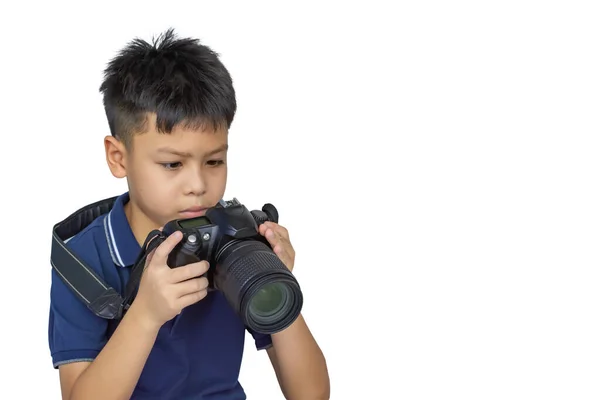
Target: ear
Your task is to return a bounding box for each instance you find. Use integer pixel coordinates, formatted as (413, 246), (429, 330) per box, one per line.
(104, 135), (128, 178)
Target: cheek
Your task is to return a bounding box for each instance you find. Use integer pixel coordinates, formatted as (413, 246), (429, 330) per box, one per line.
(209, 167), (228, 197)
(130, 163), (177, 197)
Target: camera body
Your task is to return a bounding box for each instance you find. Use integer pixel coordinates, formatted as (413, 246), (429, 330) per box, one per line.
(162, 198), (277, 284)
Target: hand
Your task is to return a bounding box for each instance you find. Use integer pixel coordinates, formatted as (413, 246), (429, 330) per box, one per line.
(130, 230), (210, 330)
(259, 221), (296, 272)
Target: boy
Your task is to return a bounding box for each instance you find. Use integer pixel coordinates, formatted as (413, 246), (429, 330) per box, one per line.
(48, 28), (329, 400)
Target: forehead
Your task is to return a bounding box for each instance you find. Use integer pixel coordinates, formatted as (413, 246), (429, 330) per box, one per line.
(133, 120), (228, 154)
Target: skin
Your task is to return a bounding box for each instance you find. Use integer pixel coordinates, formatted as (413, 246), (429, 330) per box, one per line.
(58, 113), (330, 400)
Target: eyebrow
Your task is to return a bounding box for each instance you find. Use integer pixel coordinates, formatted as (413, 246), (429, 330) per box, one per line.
(156, 144), (228, 158)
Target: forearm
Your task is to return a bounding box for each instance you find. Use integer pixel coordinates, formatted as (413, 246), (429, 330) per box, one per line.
(270, 314), (330, 399)
(69, 304), (160, 400)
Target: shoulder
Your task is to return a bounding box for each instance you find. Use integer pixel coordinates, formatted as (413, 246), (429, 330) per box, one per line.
(49, 211), (112, 305)
(64, 214), (107, 264)
(48, 213), (116, 368)
(51, 211), (124, 303)
(59, 214), (122, 285)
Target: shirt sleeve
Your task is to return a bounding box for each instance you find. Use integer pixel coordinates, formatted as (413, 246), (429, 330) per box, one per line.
(48, 233), (109, 368)
(246, 328), (273, 351)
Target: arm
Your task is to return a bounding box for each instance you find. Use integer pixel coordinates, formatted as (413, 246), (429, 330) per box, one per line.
(52, 231), (209, 400)
(267, 314), (330, 400)
(60, 304), (160, 400)
(258, 222), (330, 399)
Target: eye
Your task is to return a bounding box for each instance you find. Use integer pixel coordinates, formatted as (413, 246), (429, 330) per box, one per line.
(160, 162), (182, 170)
(207, 160), (225, 167)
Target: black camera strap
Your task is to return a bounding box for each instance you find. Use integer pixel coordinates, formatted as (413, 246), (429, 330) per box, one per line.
(51, 196), (124, 319)
(50, 196), (160, 320)
(121, 229), (166, 309)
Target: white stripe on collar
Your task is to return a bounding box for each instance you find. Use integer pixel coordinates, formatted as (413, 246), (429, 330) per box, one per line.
(103, 211), (125, 267)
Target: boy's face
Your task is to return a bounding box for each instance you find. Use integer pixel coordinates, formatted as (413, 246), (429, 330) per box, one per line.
(105, 114), (228, 242)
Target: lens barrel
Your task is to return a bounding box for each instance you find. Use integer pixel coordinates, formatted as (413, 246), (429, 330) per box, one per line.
(214, 239), (303, 334)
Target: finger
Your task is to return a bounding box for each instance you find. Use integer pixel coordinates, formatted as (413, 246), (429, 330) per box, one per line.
(169, 260), (210, 283)
(259, 222), (275, 236)
(149, 231), (183, 267)
(265, 229), (285, 259)
(273, 244), (293, 266)
(177, 288), (209, 308)
(258, 223), (267, 235)
(273, 243), (288, 258)
(264, 229), (277, 248)
(265, 228), (293, 254)
(264, 228), (281, 247)
(263, 222), (289, 240)
(175, 276), (209, 297)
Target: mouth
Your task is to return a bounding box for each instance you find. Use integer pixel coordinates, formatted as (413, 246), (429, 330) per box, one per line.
(179, 207), (209, 218)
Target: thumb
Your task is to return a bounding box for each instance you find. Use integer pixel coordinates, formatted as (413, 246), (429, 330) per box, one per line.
(146, 230), (183, 269)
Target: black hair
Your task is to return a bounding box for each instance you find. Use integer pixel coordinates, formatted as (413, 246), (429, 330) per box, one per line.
(99, 28), (236, 147)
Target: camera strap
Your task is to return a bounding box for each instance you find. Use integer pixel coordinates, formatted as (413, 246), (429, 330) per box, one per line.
(50, 196), (161, 320)
(51, 196), (124, 319)
(121, 229), (166, 309)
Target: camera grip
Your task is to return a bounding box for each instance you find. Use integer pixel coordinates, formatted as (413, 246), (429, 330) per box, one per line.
(166, 232), (211, 283)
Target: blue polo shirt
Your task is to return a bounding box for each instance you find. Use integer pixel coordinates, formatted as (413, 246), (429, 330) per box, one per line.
(48, 192), (272, 399)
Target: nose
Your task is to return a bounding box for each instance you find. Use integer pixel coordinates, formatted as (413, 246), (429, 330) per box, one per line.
(183, 166), (207, 196)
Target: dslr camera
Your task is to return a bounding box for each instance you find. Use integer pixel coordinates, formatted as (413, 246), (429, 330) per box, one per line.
(158, 198), (303, 334)
(50, 195), (303, 336)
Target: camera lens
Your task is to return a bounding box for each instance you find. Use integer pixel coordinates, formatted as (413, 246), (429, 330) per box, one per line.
(214, 240), (303, 334)
(249, 282), (290, 321)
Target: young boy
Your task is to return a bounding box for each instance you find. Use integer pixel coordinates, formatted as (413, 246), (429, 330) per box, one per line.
(48, 28), (329, 400)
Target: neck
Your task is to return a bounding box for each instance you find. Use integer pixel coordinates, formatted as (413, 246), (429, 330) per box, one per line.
(123, 199), (161, 247)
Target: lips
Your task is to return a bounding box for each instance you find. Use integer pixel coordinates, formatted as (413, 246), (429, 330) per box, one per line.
(182, 206), (208, 213)
(179, 206), (209, 218)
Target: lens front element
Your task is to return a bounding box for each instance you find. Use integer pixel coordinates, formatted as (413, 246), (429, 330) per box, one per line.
(249, 282), (290, 322)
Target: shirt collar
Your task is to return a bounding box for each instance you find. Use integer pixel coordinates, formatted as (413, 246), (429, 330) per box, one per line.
(103, 192), (141, 268)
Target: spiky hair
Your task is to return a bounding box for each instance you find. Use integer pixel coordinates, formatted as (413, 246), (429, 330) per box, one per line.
(99, 28), (236, 147)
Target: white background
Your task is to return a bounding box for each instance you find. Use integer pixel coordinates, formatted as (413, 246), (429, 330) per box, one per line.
(1, 1), (599, 399)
